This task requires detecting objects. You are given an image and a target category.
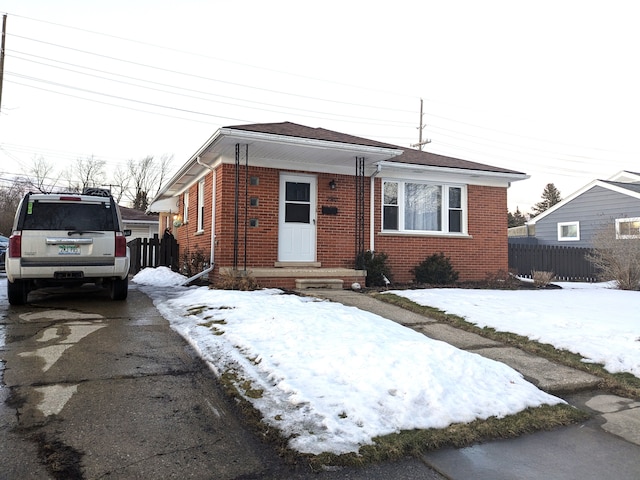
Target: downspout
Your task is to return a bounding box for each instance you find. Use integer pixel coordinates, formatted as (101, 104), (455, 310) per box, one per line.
(369, 163), (382, 252)
(183, 156), (216, 285)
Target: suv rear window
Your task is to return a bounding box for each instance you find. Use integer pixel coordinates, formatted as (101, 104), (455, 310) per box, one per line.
(22, 201), (116, 231)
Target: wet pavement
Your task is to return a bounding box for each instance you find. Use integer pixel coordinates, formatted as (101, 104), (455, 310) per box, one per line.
(2, 279), (639, 479)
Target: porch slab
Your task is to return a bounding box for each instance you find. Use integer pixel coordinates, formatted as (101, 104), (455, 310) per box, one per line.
(247, 267), (365, 278)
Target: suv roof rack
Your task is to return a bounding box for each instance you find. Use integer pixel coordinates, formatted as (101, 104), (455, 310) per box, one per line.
(82, 187), (112, 197)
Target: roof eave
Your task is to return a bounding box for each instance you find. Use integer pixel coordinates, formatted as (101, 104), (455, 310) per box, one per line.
(218, 127), (404, 157)
(376, 161), (530, 183)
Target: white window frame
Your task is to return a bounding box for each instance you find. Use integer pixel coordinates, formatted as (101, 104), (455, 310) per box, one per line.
(183, 191), (189, 224)
(197, 179), (205, 233)
(557, 221), (580, 241)
(615, 217), (640, 239)
(381, 180), (467, 234)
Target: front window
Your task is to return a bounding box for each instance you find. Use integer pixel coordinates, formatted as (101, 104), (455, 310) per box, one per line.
(383, 182), (398, 230)
(558, 221), (580, 241)
(382, 181), (466, 234)
(616, 217), (640, 239)
(284, 182), (311, 223)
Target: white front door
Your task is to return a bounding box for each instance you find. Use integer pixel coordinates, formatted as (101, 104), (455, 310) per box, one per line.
(278, 174), (316, 262)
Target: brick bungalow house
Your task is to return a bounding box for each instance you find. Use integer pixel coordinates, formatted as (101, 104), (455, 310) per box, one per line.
(148, 122), (528, 288)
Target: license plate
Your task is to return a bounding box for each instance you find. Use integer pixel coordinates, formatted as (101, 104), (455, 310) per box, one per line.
(58, 245), (81, 255)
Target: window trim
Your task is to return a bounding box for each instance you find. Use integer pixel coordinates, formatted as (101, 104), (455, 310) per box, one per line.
(183, 191), (189, 224)
(197, 179), (205, 233)
(615, 217), (640, 239)
(381, 180), (467, 235)
(557, 221), (580, 241)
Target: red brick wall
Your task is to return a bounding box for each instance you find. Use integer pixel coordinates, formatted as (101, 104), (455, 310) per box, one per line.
(213, 164), (279, 268)
(211, 165), (365, 269)
(316, 174), (368, 268)
(174, 175), (213, 266)
(373, 182), (508, 283)
(175, 165), (508, 285)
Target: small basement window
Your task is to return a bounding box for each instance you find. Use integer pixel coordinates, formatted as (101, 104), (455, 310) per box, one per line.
(557, 221), (580, 241)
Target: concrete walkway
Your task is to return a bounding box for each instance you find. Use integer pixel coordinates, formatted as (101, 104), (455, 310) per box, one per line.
(303, 289), (640, 479)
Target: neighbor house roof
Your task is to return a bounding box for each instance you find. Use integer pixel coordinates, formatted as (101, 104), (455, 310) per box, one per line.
(528, 171), (640, 225)
(600, 180), (640, 194)
(120, 206), (159, 224)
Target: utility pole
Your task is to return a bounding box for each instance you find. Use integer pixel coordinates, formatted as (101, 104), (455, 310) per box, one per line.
(0, 14), (6, 115)
(411, 98), (431, 150)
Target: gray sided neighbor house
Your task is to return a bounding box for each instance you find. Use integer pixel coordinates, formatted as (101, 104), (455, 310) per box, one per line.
(517, 171), (640, 247)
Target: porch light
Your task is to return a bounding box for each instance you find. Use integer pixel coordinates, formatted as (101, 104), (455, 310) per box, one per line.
(329, 179), (337, 190)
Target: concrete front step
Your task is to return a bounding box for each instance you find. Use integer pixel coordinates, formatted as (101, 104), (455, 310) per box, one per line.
(295, 278), (344, 290)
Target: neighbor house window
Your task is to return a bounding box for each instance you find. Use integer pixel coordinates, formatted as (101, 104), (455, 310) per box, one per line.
(558, 221), (580, 241)
(197, 179), (205, 232)
(382, 181), (466, 234)
(615, 217), (640, 239)
(183, 191), (189, 224)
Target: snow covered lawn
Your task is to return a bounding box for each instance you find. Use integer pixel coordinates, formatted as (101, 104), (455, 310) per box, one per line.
(133, 267), (563, 456)
(387, 282), (640, 379)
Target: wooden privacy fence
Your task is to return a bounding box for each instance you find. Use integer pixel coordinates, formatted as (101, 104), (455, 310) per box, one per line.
(508, 244), (600, 282)
(128, 234), (179, 274)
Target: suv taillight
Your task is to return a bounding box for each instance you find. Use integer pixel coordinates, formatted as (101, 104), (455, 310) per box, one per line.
(115, 232), (127, 257)
(9, 232), (22, 258)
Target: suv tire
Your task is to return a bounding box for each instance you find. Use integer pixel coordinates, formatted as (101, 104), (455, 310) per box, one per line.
(7, 279), (29, 306)
(110, 276), (129, 301)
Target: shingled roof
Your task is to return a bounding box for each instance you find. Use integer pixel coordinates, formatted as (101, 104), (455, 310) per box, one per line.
(226, 122), (524, 175)
(601, 180), (640, 194)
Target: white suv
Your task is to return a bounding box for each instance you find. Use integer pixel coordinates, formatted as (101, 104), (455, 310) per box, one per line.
(6, 188), (131, 305)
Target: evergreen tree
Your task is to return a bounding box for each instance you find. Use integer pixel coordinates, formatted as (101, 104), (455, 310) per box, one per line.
(531, 183), (562, 217)
(508, 207), (527, 227)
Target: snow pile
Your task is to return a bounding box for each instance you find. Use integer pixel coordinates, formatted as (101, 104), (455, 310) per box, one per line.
(388, 283), (640, 378)
(132, 266), (187, 287)
(132, 269), (563, 455)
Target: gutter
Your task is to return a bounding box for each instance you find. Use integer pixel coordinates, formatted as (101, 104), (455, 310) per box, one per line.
(196, 156), (217, 270)
(177, 156), (216, 286)
(181, 264), (215, 286)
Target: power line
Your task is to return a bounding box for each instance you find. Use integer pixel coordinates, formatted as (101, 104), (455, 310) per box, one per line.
(3, 11), (638, 175)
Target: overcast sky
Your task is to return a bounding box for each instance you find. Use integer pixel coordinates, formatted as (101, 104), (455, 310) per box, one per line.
(2, 0), (639, 211)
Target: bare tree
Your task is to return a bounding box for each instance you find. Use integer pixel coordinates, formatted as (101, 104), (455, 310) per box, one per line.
(126, 154), (173, 211)
(63, 155), (106, 193)
(23, 156), (61, 193)
(110, 165), (131, 204)
(0, 179), (28, 234)
(586, 225), (640, 290)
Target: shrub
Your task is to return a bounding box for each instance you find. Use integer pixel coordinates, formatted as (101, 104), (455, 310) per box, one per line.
(532, 270), (555, 288)
(412, 252), (459, 285)
(586, 226), (640, 290)
(214, 269), (261, 291)
(358, 250), (393, 287)
(180, 248), (208, 278)
(484, 269), (521, 289)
